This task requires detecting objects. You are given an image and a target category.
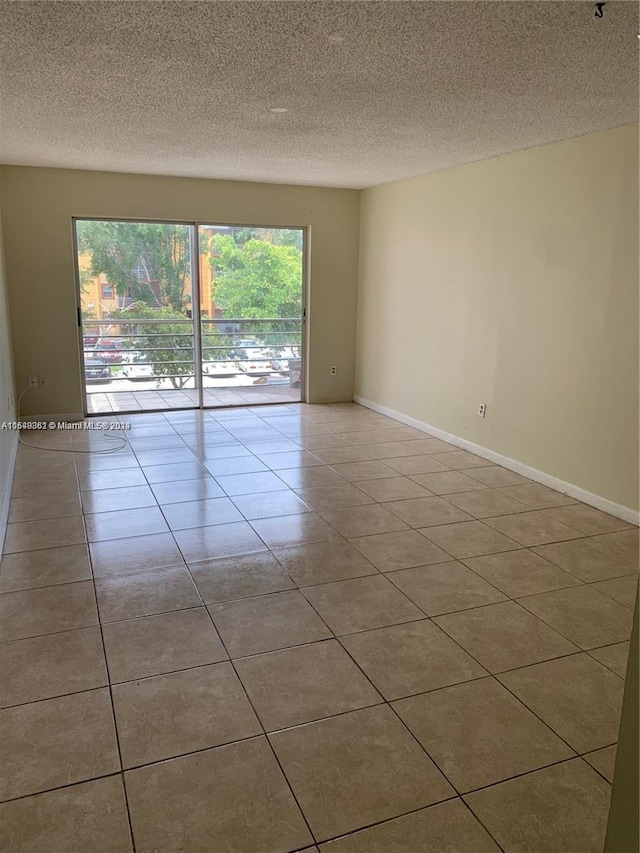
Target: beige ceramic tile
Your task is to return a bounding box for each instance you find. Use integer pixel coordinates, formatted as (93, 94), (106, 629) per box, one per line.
(350, 529), (451, 572)
(95, 565), (201, 622)
(543, 504), (633, 535)
(259, 450), (324, 470)
(340, 619), (487, 701)
(125, 738), (313, 852)
(319, 504), (410, 538)
(329, 460), (399, 482)
(318, 799), (500, 852)
(309, 446), (376, 464)
(465, 759), (611, 853)
(216, 471), (290, 496)
(462, 465), (532, 487)
(79, 468), (147, 491)
(385, 495), (473, 528)
(584, 746), (617, 782)
(85, 506), (169, 542)
(277, 466), (350, 489)
(430, 450), (492, 469)
(592, 574), (638, 608)
(355, 476), (433, 502)
(203, 456), (268, 476)
(497, 483), (577, 509)
(409, 471), (487, 495)
(517, 585), (633, 649)
(0, 776), (133, 853)
(269, 705), (454, 842)
(384, 455), (452, 475)
(588, 642), (631, 677)
(189, 551), (295, 603)
(533, 537), (638, 582)
(0, 688), (120, 801)
(394, 677), (573, 792)
(302, 575), (424, 635)
(388, 562), (507, 616)
(113, 662), (261, 767)
(421, 520), (520, 559)
(209, 590), (332, 657)
(142, 462), (209, 484)
(0, 581), (98, 642)
(161, 497), (244, 530)
(402, 438), (456, 454)
(90, 533), (184, 578)
(102, 607), (227, 683)
(151, 477), (226, 504)
(443, 489), (530, 519)
(0, 544), (91, 592)
(499, 653), (624, 753)
(0, 627), (107, 708)
(434, 601), (578, 672)
(235, 640), (382, 730)
(366, 441), (424, 459)
(485, 511), (584, 546)
(230, 490), (311, 520)
(250, 512), (340, 548)
(462, 549), (581, 597)
(593, 529), (639, 561)
(8, 493), (82, 523)
(3, 516), (86, 553)
(295, 484), (376, 511)
(173, 521), (267, 562)
(81, 485), (157, 514)
(273, 539), (377, 586)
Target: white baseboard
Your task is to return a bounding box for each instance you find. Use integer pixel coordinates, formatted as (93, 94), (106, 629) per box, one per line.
(354, 395), (639, 526)
(0, 431), (19, 558)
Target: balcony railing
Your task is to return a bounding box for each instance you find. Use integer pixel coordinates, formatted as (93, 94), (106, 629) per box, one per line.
(82, 316), (302, 384)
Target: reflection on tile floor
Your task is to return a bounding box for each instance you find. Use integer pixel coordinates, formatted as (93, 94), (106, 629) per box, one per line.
(0, 401), (637, 852)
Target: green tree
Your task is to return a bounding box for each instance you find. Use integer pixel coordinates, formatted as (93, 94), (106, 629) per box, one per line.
(109, 304), (194, 390)
(211, 236), (302, 319)
(76, 220), (192, 313)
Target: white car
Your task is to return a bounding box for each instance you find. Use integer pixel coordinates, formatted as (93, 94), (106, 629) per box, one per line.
(120, 352), (155, 381)
(202, 360), (239, 377)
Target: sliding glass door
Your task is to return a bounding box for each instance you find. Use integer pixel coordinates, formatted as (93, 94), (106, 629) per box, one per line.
(198, 225), (304, 407)
(74, 219), (304, 414)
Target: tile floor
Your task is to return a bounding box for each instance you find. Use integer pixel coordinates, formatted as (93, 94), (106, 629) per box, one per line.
(0, 401), (637, 852)
(87, 382), (300, 414)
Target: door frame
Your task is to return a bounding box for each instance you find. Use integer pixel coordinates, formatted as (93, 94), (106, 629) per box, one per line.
(72, 216), (308, 414)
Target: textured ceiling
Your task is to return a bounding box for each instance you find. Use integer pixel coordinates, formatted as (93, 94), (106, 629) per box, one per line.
(0, 1), (637, 189)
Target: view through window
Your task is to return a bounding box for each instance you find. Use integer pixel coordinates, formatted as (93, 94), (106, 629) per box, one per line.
(75, 220), (305, 413)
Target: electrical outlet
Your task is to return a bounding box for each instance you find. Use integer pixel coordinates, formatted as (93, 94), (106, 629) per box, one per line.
(330, 366), (337, 375)
(478, 402), (487, 418)
(28, 376), (39, 389)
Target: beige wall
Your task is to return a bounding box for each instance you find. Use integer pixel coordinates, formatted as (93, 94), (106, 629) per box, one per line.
(0, 186), (17, 531)
(356, 124), (639, 512)
(0, 167), (360, 415)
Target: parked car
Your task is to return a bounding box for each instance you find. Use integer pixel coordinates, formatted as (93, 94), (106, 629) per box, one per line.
(120, 352), (155, 381)
(95, 339), (125, 363)
(202, 360), (240, 378)
(84, 358), (111, 383)
(230, 346), (266, 361)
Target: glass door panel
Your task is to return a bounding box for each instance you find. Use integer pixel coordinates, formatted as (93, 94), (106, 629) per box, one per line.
(197, 225), (304, 407)
(75, 220), (197, 414)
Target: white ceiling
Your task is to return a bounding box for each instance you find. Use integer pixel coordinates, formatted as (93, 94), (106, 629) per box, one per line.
(0, 1), (637, 189)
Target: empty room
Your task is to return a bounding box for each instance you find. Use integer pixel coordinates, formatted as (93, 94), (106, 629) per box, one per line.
(0, 2), (637, 852)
